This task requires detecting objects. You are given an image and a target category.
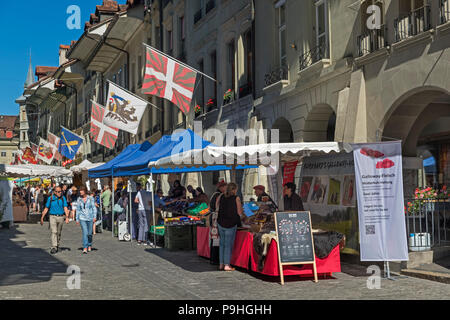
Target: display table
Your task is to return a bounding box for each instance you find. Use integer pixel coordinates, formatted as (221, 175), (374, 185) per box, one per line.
(197, 226), (341, 278)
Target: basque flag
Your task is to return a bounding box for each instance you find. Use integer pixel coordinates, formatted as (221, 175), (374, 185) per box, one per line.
(142, 45), (197, 114)
(90, 101), (119, 149)
(59, 126), (83, 160)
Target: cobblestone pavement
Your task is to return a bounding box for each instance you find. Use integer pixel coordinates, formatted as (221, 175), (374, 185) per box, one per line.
(0, 223), (449, 300)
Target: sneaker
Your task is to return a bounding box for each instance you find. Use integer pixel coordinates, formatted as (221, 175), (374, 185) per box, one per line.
(137, 242), (142, 246)
(82, 249), (88, 254)
(143, 242), (148, 246)
(87, 247), (92, 252)
(50, 248), (57, 255)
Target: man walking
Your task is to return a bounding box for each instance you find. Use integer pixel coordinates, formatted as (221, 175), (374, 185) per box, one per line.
(134, 183), (152, 246)
(40, 186), (70, 254)
(101, 185), (112, 231)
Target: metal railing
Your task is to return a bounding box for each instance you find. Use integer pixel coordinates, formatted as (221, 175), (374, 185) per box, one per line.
(441, 0), (450, 24)
(357, 25), (387, 57)
(394, 5), (431, 42)
(264, 66), (288, 87)
(405, 198), (450, 251)
(299, 43), (329, 72)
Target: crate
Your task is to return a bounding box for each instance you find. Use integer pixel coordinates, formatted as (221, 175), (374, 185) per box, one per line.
(165, 225), (193, 251)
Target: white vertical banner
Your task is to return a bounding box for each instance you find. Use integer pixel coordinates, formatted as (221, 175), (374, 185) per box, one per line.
(353, 142), (409, 261)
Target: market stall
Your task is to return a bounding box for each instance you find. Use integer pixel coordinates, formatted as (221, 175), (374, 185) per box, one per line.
(149, 142), (353, 280)
(0, 164), (73, 223)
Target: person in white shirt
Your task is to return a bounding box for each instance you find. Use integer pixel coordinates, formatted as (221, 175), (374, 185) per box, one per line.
(134, 184), (152, 245)
(30, 186), (36, 212)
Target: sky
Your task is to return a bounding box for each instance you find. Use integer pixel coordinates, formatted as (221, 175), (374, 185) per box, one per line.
(0, 0), (109, 116)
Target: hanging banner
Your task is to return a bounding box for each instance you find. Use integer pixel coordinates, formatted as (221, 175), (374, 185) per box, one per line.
(103, 81), (147, 135)
(21, 147), (38, 164)
(352, 142), (408, 261)
(282, 161), (298, 185)
(37, 138), (57, 165)
(59, 127), (83, 160)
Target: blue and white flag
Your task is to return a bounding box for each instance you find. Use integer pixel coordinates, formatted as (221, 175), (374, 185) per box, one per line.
(59, 126), (84, 160)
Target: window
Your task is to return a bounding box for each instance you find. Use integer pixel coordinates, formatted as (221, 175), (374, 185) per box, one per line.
(244, 29), (253, 90)
(1, 152), (6, 157)
(315, 0), (330, 59)
(278, 3), (287, 68)
(227, 41), (236, 94)
(210, 51), (217, 102)
(179, 16), (185, 40)
(138, 55), (143, 85)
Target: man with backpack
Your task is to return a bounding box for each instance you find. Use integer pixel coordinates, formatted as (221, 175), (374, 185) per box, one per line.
(40, 186), (70, 254)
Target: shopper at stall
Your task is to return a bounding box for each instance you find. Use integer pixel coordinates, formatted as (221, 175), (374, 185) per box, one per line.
(170, 180), (186, 200)
(209, 181), (227, 265)
(135, 183), (153, 245)
(40, 186), (70, 254)
(74, 187), (97, 254)
(253, 185), (278, 209)
(283, 182), (304, 211)
(216, 182), (243, 272)
(36, 186), (45, 214)
(101, 185), (112, 231)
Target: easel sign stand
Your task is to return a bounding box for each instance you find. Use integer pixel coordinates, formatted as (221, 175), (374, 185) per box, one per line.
(274, 211), (318, 285)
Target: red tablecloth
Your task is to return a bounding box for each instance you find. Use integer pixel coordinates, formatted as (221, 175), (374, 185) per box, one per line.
(197, 227), (341, 277)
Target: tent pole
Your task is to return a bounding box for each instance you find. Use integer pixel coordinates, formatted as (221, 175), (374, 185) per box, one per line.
(151, 172), (157, 248)
(112, 173), (115, 238)
(129, 178), (132, 243)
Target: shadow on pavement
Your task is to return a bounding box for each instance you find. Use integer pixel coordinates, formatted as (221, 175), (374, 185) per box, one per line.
(143, 248), (218, 273)
(0, 225), (69, 287)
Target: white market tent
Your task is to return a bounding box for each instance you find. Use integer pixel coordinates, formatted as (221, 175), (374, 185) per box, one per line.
(149, 142), (354, 210)
(70, 160), (105, 174)
(0, 164), (73, 178)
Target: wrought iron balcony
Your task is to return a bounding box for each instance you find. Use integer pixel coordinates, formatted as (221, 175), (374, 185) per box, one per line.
(299, 43), (329, 72)
(441, 0), (450, 24)
(357, 25), (387, 57)
(194, 9), (202, 24)
(264, 66), (288, 87)
(394, 5), (431, 43)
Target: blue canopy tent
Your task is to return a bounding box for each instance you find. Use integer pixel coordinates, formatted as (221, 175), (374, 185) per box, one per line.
(113, 129), (252, 177)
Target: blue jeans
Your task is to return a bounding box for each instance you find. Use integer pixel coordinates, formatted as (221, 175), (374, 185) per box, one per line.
(80, 220), (94, 249)
(218, 225), (237, 266)
(137, 210), (149, 242)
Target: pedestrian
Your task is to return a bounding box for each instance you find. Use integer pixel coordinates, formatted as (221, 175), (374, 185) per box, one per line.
(216, 183), (243, 272)
(134, 183), (152, 245)
(91, 190), (100, 235)
(73, 187), (97, 254)
(101, 185), (112, 231)
(40, 186), (70, 254)
(283, 182), (304, 211)
(36, 186), (45, 214)
(117, 190), (129, 222)
(68, 186), (78, 221)
(30, 184), (36, 212)
(209, 181), (227, 266)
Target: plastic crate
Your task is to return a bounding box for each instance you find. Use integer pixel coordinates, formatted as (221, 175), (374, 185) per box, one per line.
(165, 225), (193, 251)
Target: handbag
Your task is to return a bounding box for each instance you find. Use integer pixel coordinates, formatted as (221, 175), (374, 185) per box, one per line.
(113, 203), (124, 214)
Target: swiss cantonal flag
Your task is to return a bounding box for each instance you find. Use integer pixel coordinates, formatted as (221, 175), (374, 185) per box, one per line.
(90, 101), (119, 149)
(142, 46), (197, 114)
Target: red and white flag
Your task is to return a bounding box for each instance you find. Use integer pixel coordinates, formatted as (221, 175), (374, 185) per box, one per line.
(48, 132), (62, 161)
(90, 101), (119, 149)
(142, 46), (197, 114)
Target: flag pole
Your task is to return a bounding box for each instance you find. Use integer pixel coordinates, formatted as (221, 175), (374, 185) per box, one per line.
(142, 43), (217, 83)
(106, 80), (162, 112)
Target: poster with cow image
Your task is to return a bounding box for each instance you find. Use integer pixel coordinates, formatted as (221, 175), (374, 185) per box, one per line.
(352, 142), (408, 261)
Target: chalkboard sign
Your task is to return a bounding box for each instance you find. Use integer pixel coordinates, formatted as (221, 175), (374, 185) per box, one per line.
(274, 211), (318, 284)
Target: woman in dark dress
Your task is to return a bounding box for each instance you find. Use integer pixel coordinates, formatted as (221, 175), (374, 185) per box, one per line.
(216, 183), (243, 272)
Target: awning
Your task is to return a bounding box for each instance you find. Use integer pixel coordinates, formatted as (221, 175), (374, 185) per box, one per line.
(70, 160), (105, 174)
(0, 164), (73, 178)
(150, 142), (354, 169)
(25, 78), (56, 107)
(114, 129), (256, 177)
(88, 144), (144, 178)
(85, 12), (144, 73)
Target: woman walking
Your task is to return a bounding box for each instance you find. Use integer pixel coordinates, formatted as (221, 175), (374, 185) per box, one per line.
(216, 183), (243, 272)
(73, 187), (97, 254)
